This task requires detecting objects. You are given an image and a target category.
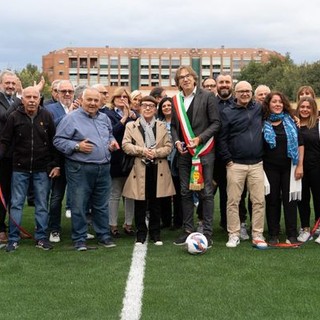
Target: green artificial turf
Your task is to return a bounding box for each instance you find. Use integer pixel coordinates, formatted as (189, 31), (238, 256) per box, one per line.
(0, 197), (319, 320)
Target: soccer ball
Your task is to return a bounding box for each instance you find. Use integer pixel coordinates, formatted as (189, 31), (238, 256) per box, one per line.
(185, 232), (208, 254)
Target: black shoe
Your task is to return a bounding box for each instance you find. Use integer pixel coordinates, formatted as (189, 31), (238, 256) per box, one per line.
(6, 241), (19, 252)
(286, 237), (300, 245)
(74, 241), (87, 251)
(35, 239), (53, 250)
(98, 240), (116, 248)
(204, 234), (213, 249)
(268, 236), (279, 245)
(173, 232), (190, 246)
(136, 238), (146, 245)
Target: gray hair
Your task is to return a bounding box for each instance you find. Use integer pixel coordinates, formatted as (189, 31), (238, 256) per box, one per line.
(0, 70), (16, 84)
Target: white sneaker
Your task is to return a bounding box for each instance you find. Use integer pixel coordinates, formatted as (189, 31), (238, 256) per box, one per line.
(240, 223), (249, 240)
(154, 241), (163, 246)
(226, 235), (240, 248)
(65, 209), (71, 218)
(86, 233), (95, 240)
(252, 235), (268, 248)
(49, 231), (61, 243)
(314, 227), (320, 236)
(297, 230), (311, 242)
(315, 235), (320, 244)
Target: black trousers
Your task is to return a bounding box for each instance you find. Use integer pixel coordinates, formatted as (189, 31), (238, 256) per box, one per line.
(264, 162), (297, 238)
(134, 164), (161, 241)
(298, 165), (320, 228)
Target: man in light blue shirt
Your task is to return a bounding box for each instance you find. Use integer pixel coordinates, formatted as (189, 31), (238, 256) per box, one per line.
(54, 87), (119, 251)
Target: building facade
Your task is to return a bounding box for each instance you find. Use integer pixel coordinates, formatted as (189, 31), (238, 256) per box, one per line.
(42, 47), (282, 91)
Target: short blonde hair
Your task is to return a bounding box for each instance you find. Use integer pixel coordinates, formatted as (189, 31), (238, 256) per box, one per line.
(110, 87), (132, 108)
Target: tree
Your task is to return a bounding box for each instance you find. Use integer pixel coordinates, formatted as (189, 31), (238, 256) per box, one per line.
(16, 64), (51, 98)
(238, 54), (299, 100)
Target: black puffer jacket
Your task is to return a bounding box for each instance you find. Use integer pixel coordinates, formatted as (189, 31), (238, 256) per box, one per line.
(0, 106), (60, 173)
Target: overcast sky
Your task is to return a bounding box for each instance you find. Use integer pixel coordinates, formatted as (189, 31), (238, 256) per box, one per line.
(1, 0), (320, 71)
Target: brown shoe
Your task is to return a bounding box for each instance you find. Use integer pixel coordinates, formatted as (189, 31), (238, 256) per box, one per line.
(123, 224), (135, 236)
(0, 231), (8, 243)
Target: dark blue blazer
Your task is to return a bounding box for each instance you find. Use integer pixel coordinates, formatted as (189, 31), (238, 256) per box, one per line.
(45, 102), (67, 126)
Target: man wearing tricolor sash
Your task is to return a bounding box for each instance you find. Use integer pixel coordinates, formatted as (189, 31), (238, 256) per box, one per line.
(171, 66), (221, 247)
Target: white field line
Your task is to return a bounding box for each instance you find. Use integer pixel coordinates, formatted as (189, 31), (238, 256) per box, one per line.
(120, 240), (148, 320)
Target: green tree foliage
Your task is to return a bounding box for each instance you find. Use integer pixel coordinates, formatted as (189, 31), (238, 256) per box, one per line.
(15, 64), (51, 98)
(238, 54), (320, 101)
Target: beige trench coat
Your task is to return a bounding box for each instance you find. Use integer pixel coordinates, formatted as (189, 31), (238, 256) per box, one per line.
(122, 118), (176, 200)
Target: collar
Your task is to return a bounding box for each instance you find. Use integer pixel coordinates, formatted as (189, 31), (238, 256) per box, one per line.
(115, 107), (123, 117)
(79, 107), (99, 119)
(181, 86), (197, 98)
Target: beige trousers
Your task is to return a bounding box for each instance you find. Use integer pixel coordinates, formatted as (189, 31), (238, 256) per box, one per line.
(226, 162), (265, 238)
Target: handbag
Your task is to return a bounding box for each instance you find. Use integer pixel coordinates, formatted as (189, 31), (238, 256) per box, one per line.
(121, 153), (134, 176)
(121, 139), (135, 175)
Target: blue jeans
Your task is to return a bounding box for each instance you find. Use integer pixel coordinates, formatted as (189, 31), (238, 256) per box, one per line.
(65, 159), (112, 243)
(9, 171), (51, 242)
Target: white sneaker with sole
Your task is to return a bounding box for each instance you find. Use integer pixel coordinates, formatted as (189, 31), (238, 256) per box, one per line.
(252, 235), (268, 248)
(226, 235), (240, 248)
(297, 230), (311, 242)
(315, 235), (320, 244)
(49, 231), (61, 243)
(240, 223), (249, 240)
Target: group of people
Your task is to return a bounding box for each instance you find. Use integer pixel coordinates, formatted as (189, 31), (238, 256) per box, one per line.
(0, 66), (319, 252)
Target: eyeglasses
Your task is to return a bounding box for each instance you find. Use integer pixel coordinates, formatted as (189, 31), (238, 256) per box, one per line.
(204, 84), (216, 89)
(59, 90), (74, 95)
(236, 90), (252, 95)
(53, 89), (58, 93)
(141, 103), (156, 109)
(178, 74), (192, 81)
(115, 95), (128, 99)
(99, 91), (109, 96)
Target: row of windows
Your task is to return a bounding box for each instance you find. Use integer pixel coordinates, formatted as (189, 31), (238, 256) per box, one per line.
(67, 57), (256, 69)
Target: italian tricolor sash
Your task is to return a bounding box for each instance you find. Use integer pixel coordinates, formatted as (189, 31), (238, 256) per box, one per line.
(173, 93), (214, 190)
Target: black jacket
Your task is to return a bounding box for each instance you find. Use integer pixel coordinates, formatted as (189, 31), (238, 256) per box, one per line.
(103, 108), (138, 178)
(218, 99), (263, 165)
(0, 105), (60, 173)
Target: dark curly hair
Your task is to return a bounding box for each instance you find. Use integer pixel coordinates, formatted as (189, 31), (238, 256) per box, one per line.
(262, 91), (294, 120)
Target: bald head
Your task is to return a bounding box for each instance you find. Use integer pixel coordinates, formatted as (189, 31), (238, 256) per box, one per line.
(92, 83), (109, 106)
(234, 81), (253, 107)
(254, 85), (271, 104)
(22, 86), (41, 116)
(81, 88), (101, 117)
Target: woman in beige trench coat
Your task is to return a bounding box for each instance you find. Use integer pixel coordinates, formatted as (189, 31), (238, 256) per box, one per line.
(122, 96), (176, 245)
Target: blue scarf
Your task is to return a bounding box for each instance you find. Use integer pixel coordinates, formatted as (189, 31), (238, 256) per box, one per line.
(263, 112), (299, 165)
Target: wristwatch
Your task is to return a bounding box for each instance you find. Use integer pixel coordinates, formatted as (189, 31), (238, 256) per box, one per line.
(74, 143), (80, 152)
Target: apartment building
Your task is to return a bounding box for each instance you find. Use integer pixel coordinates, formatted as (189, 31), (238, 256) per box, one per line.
(42, 46), (282, 92)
